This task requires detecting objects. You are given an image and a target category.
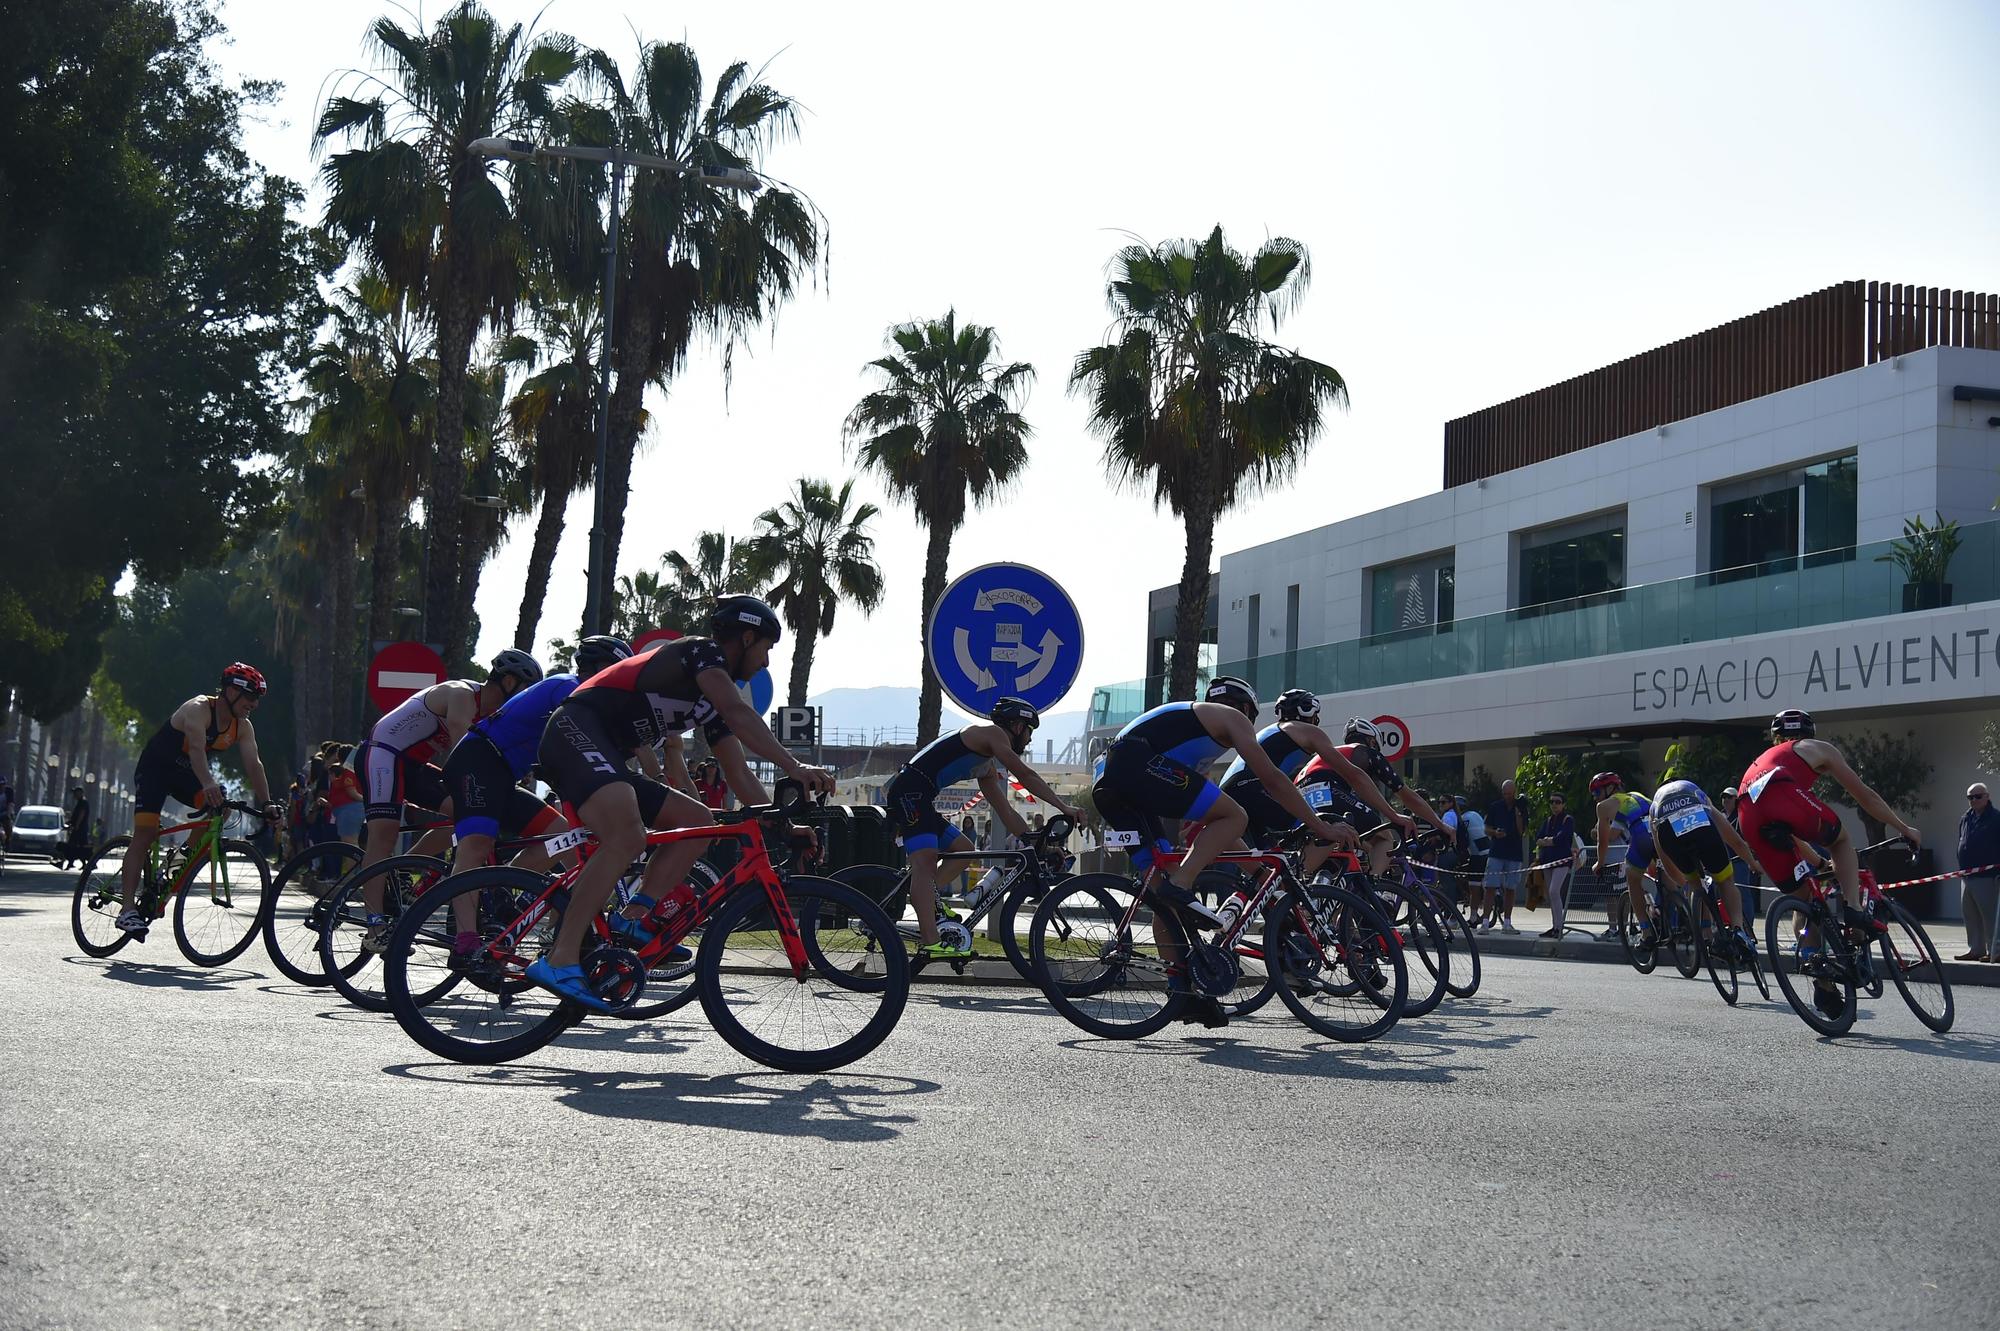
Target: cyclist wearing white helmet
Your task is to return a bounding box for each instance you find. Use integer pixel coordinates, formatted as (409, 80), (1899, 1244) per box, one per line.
(526, 597), (835, 1010)
(1294, 717), (1451, 880)
(882, 697), (1082, 962)
(1092, 677), (1346, 1027)
(353, 648), (546, 951)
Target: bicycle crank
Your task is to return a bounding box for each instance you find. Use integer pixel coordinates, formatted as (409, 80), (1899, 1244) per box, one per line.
(581, 945), (648, 1012)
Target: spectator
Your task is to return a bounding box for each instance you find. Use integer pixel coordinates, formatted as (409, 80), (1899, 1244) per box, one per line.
(56, 784), (91, 869)
(1716, 785), (1761, 921)
(1455, 797), (1490, 925)
(1482, 780), (1530, 934)
(1957, 782), (2000, 962)
(1534, 793), (1578, 938)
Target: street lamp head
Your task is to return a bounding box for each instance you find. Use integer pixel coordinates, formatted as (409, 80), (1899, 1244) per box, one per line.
(696, 164), (763, 193)
(469, 136), (538, 162)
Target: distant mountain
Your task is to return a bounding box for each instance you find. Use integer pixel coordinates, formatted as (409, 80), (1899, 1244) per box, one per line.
(805, 684), (1086, 755)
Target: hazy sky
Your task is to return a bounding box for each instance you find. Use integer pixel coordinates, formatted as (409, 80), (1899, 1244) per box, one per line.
(215, 0), (2000, 711)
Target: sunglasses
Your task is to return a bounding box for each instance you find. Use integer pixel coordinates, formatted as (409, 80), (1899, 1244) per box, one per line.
(1973, 794), (1990, 802)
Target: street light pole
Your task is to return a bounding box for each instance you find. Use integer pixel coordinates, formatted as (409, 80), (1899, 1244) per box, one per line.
(467, 137), (760, 638)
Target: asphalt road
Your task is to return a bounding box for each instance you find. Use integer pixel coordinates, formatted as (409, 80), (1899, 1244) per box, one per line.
(3, 857), (1997, 1331)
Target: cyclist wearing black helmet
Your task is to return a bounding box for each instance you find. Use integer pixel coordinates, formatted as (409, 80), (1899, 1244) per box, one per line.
(527, 596), (835, 1009)
(882, 696), (1082, 961)
(351, 649), (546, 951)
(1217, 689), (1412, 883)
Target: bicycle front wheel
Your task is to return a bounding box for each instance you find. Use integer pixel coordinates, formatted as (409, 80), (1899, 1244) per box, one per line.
(383, 866), (576, 1065)
(1876, 899), (1952, 1033)
(1267, 884), (1407, 1042)
(320, 855), (451, 1012)
(71, 837), (136, 958)
(698, 877), (910, 1073)
(1030, 875), (1187, 1039)
(1693, 890), (1737, 1006)
(263, 841), (364, 985)
(1423, 886), (1482, 999)
(1615, 896), (1658, 975)
(1766, 896), (1855, 1036)
(1363, 875), (1447, 1018)
(173, 839), (271, 967)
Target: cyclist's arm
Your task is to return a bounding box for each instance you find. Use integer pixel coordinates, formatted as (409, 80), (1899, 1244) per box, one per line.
(695, 667), (831, 794)
(1204, 705), (1335, 835)
(1301, 728), (1406, 830)
(1800, 740), (1920, 843)
(173, 699), (224, 802)
(976, 766), (1029, 839)
(712, 734), (768, 806)
(1713, 811), (1761, 868)
(1592, 801), (1615, 868)
(651, 734), (687, 790)
(236, 719), (274, 805)
(977, 726), (1079, 819)
(439, 684), (479, 751)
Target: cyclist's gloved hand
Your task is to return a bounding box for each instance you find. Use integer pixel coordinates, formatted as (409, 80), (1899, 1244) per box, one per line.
(261, 802), (285, 824)
(198, 784), (226, 810)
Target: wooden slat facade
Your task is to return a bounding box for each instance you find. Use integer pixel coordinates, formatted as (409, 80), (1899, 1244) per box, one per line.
(1443, 279), (2000, 487)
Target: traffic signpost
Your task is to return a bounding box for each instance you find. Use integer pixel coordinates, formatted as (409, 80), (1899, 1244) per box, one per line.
(367, 642), (446, 713)
(926, 562), (1085, 714)
(631, 627), (682, 652)
(1372, 714), (1413, 762)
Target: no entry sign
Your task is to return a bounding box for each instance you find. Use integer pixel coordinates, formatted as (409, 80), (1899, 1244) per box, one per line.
(368, 641), (446, 713)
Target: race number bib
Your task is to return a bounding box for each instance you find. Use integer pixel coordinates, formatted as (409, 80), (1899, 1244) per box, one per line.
(1304, 785), (1334, 809)
(1668, 807), (1711, 836)
(542, 827), (591, 855)
(1103, 829), (1142, 847)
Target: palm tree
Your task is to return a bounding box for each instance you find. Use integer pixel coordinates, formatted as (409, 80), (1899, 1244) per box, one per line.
(315, 3), (580, 664)
(743, 479), (885, 706)
(1070, 226), (1347, 701)
(846, 312), (1033, 742)
(506, 283), (601, 650)
(452, 345), (537, 650)
(577, 41), (825, 622)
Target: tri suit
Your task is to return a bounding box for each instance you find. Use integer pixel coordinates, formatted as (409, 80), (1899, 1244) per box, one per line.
(356, 683), (484, 822)
(1091, 703), (1227, 870)
(885, 729), (997, 853)
(538, 638), (734, 822)
(1295, 743), (1401, 831)
(1735, 741), (1843, 886)
(1218, 724), (1311, 844)
(133, 698), (240, 828)
(1606, 791), (1657, 869)
(441, 674), (577, 841)
(1647, 779), (1735, 886)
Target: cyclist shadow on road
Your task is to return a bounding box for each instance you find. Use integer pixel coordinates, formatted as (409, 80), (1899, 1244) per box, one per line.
(382, 1061), (941, 1141)
(1814, 1026), (2000, 1065)
(1056, 1032), (1473, 1086)
(61, 955), (260, 991)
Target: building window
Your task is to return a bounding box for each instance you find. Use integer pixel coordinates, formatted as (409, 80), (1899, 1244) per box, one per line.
(1368, 553), (1455, 639)
(1517, 513), (1624, 613)
(1245, 593), (1261, 660)
(1709, 453), (1857, 580)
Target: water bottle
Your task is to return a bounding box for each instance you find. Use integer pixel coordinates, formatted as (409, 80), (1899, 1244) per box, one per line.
(611, 870), (643, 911)
(1215, 890), (1251, 932)
(966, 867), (1006, 912)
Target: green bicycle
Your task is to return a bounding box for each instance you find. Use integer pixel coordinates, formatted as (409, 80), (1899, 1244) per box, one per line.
(71, 802), (273, 966)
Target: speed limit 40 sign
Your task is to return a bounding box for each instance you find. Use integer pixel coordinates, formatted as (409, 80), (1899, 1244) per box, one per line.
(1371, 714), (1413, 762)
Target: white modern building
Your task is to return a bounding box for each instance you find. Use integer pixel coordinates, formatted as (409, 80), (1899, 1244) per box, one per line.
(1092, 282), (2000, 904)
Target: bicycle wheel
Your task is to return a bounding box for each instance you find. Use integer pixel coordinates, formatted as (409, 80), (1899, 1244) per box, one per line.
(383, 866), (578, 1065)
(170, 839), (271, 967)
(1615, 894), (1658, 975)
(1214, 893), (1280, 1018)
(697, 876), (909, 1072)
(1876, 899), (1952, 1033)
(1267, 883), (1408, 1042)
(320, 854), (450, 1012)
(604, 856), (722, 1021)
(832, 862), (906, 919)
(1030, 875), (1187, 1039)
(992, 874), (1043, 983)
(1423, 885), (1482, 999)
(1693, 890), (1737, 1006)
(1660, 886), (1701, 980)
(1765, 896), (1855, 1036)
(262, 842), (365, 986)
(71, 837), (136, 958)
(1363, 875), (1447, 1017)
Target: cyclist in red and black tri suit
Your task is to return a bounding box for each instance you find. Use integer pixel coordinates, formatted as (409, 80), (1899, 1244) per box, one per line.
(528, 596), (835, 1009)
(1294, 717), (1450, 880)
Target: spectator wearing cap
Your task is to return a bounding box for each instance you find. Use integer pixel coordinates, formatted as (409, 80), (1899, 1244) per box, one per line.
(1957, 783), (2000, 962)
(1535, 792), (1578, 937)
(1717, 785), (1760, 912)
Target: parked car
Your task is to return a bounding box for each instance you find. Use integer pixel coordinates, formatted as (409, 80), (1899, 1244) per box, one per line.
(9, 805), (66, 855)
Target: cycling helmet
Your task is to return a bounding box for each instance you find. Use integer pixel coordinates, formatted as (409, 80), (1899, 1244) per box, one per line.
(1589, 771), (1623, 797)
(1275, 689), (1320, 724)
(574, 634), (633, 680)
(1770, 708), (1816, 739)
(221, 662), (267, 696)
(709, 595), (783, 643)
(489, 649), (545, 687)
(1343, 717), (1380, 747)
(1203, 675), (1258, 717)
(990, 697), (1041, 729)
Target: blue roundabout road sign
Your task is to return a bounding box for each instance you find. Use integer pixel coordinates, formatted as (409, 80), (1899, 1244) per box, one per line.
(926, 562), (1085, 715)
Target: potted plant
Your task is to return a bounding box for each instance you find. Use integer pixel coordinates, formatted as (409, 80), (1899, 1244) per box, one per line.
(1876, 512), (1961, 611)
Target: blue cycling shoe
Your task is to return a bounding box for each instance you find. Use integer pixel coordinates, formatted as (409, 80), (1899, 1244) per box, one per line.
(610, 895), (661, 945)
(524, 957), (615, 1013)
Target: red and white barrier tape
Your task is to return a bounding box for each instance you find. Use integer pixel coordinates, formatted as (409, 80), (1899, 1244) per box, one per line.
(1401, 854), (1581, 879)
(1878, 861), (1999, 891)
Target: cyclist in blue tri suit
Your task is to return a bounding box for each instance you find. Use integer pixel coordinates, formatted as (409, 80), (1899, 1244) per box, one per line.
(884, 698), (1081, 961)
(1646, 777), (1765, 956)
(1590, 772), (1661, 943)
(1217, 689), (1412, 885)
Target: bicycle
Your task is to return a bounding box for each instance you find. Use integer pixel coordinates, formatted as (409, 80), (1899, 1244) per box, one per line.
(260, 838), (366, 986)
(1373, 830), (1484, 1003)
(828, 815), (1079, 981)
(70, 802), (273, 966)
(1765, 845), (1953, 1037)
(1611, 867), (1701, 980)
(1684, 874), (1769, 1006)
(1027, 829), (1407, 1042)
(380, 781), (910, 1072)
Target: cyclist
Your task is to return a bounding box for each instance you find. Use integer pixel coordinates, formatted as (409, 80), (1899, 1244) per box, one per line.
(1736, 709), (1922, 1009)
(116, 663), (280, 935)
(1217, 691), (1412, 896)
(1646, 777), (1764, 956)
(1293, 718), (1450, 880)
(883, 697), (1082, 961)
(527, 596), (835, 1009)
(1589, 772), (1659, 943)
(353, 648), (545, 951)
(434, 635), (635, 960)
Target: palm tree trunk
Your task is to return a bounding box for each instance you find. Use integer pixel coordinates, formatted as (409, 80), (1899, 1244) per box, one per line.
(515, 481), (567, 650)
(1170, 507), (1217, 702)
(597, 302), (654, 630)
(427, 277), (476, 665)
(366, 483), (401, 648)
(917, 522), (953, 743)
(329, 501), (361, 743)
(452, 509), (494, 663)
(786, 614), (819, 709)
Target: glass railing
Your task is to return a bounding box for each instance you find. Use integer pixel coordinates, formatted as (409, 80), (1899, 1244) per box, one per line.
(1089, 515), (2000, 729)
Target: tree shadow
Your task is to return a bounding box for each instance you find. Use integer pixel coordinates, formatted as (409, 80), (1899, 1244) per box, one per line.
(61, 955), (260, 990)
(381, 1062), (940, 1140)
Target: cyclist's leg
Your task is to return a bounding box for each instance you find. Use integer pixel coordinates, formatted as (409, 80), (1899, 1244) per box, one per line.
(545, 780), (647, 969)
(907, 832), (972, 948)
(1166, 791), (1244, 892)
(633, 782), (718, 912)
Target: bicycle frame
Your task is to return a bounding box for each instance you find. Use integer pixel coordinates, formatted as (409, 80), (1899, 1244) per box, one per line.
(146, 810), (235, 905)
